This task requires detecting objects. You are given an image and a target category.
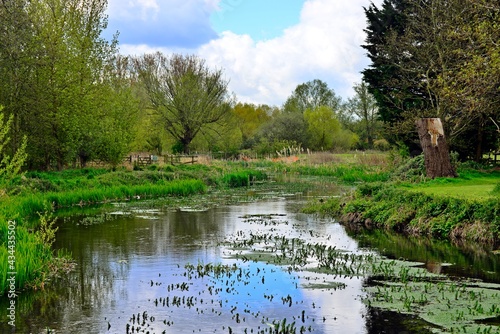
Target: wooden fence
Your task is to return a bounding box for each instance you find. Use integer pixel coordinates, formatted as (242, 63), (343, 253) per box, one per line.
(164, 155), (198, 165)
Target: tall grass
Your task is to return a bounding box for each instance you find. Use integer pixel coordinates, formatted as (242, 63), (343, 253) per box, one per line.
(221, 170), (267, 187)
(0, 218), (50, 293)
(280, 164), (390, 184)
(8, 179), (207, 220)
(0, 175), (206, 295)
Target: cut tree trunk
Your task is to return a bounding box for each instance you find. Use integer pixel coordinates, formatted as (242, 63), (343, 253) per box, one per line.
(415, 118), (457, 178)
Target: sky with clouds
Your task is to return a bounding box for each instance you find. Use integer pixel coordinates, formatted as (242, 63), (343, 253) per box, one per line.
(105, 0), (382, 107)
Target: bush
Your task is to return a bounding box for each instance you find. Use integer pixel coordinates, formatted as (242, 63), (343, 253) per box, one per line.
(391, 155), (425, 181)
(373, 139), (391, 151)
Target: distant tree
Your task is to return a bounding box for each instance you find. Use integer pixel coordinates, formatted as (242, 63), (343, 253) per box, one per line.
(304, 106), (340, 151)
(134, 53), (233, 154)
(346, 82), (380, 148)
(283, 79), (341, 114)
(257, 111), (309, 146)
(232, 103), (271, 148)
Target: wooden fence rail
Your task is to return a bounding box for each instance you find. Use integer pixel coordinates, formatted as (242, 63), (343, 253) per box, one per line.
(164, 155), (198, 165)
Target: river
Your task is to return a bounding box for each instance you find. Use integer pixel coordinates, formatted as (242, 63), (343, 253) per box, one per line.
(1, 185), (500, 333)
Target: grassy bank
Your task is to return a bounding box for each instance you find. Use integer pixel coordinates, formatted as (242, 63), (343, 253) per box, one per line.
(304, 156), (500, 247)
(0, 163), (269, 294)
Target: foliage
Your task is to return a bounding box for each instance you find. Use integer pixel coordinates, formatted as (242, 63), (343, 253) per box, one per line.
(302, 196), (343, 216)
(345, 82), (381, 148)
(390, 155), (426, 181)
(0, 110), (27, 195)
(257, 112), (309, 148)
(35, 208), (59, 248)
(362, 0), (500, 159)
(283, 79), (342, 114)
(331, 129), (360, 151)
(304, 106), (340, 150)
(134, 52), (233, 154)
(231, 103), (272, 149)
(0, 0), (138, 170)
(492, 183), (500, 196)
(221, 170), (267, 188)
(373, 139), (391, 151)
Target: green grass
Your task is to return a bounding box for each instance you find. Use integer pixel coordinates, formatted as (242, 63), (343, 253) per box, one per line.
(304, 162), (500, 244)
(400, 170), (500, 200)
(220, 169), (267, 187)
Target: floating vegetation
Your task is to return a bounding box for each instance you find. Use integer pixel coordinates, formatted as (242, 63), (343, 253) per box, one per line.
(77, 212), (114, 226)
(365, 278), (500, 333)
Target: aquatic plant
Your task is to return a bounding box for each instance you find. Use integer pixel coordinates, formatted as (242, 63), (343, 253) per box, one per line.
(221, 170), (267, 188)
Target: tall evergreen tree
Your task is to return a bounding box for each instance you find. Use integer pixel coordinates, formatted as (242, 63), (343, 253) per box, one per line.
(362, 0), (500, 158)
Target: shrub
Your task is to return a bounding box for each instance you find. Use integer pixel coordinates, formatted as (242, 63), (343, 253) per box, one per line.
(373, 139), (391, 151)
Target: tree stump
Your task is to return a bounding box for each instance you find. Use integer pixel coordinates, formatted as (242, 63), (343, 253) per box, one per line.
(415, 118), (457, 178)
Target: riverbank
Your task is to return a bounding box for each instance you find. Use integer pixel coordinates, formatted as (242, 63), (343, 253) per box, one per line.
(0, 163), (268, 294)
(304, 156), (500, 248)
(3, 153), (498, 295)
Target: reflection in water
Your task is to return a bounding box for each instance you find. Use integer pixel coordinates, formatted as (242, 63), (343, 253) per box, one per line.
(1, 195), (500, 333)
(345, 227), (500, 282)
(0, 198), (364, 333)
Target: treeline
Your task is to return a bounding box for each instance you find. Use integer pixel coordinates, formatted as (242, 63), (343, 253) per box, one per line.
(1, 0), (498, 172)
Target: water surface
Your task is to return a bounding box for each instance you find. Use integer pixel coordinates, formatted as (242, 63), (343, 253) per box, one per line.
(2, 188), (500, 333)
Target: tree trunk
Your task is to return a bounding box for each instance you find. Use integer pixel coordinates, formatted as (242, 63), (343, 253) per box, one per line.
(415, 118), (457, 178)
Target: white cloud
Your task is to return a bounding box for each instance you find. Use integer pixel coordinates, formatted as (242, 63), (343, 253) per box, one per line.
(198, 0), (382, 106)
(116, 0), (383, 106)
(106, 0), (218, 47)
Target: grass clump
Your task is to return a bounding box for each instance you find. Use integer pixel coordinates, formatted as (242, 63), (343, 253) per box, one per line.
(302, 196), (343, 216)
(221, 169), (267, 187)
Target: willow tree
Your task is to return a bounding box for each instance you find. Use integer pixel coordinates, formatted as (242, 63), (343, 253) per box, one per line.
(134, 53), (232, 154)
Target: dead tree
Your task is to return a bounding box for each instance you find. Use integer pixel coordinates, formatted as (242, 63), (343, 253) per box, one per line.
(415, 118), (457, 178)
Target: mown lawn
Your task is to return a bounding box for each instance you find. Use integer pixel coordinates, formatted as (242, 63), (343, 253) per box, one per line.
(399, 170), (500, 200)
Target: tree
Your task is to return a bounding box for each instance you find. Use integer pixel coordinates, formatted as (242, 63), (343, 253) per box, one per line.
(283, 79), (341, 114)
(304, 106), (340, 151)
(257, 111), (309, 147)
(134, 53), (232, 154)
(416, 118), (456, 178)
(346, 82), (380, 148)
(362, 0), (499, 160)
(0, 0), (35, 154)
(362, 0), (424, 127)
(0, 0), (129, 170)
(232, 103), (271, 148)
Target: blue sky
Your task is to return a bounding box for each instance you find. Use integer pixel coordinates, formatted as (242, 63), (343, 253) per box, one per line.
(106, 0), (383, 106)
(210, 0), (305, 41)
